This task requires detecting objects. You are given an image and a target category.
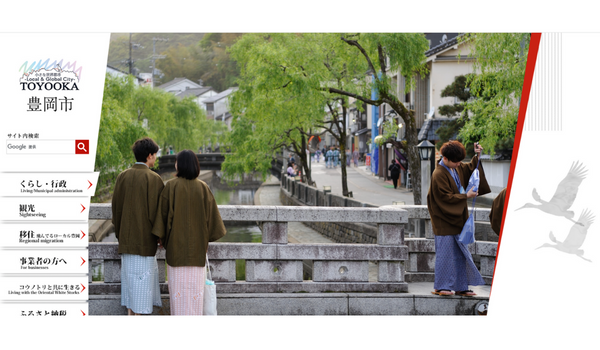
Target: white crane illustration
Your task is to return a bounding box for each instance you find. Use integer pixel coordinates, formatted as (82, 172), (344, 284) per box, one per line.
(517, 161), (587, 225)
(536, 209), (595, 262)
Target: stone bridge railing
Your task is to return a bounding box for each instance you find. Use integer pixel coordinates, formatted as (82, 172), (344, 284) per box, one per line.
(89, 204), (410, 294)
(88, 203), (495, 315)
(280, 174), (497, 284)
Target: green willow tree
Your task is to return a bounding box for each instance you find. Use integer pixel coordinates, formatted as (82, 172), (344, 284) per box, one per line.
(226, 34), (327, 186)
(458, 33), (530, 155)
(95, 74), (220, 200)
(227, 33), (429, 202)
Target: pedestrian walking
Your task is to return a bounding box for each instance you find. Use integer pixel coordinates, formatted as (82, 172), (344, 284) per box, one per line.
(346, 149), (351, 166)
(326, 149), (333, 168)
(388, 159), (401, 189)
(427, 141), (490, 297)
(152, 150), (226, 315)
(353, 149), (359, 167)
(333, 148), (340, 168)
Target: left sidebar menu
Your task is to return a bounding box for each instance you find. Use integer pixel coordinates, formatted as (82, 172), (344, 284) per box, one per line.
(0, 33), (109, 319)
(0, 173), (99, 316)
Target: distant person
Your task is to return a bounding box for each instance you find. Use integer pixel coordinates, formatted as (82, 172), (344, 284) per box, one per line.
(353, 149), (359, 167)
(112, 137), (164, 316)
(346, 149), (351, 166)
(326, 149), (333, 168)
(489, 188), (507, 235)
(333, 148), (340, 168)
(152, 150), (226, 315)
(388, 159), (401, 189)
(315, 149), (321, 163)
(427, 141), (490, 297)
(287, 163), (295, 176)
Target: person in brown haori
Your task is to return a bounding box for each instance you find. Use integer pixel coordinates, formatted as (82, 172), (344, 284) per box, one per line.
(427, 140), (491, 297)
(112, 137), (164, 315)
(489, 187), (507, 235)
(152, 149), (226, 315)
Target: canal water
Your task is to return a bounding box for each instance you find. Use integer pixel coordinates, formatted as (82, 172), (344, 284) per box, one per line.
(92, 171), (263, 281)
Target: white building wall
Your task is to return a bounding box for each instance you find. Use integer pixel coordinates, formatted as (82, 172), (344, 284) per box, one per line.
(480, 159), (510, 198)
(197, 91), (217, 110)
(428, 44), (475, 117)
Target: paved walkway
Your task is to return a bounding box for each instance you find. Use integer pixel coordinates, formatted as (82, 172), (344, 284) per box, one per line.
(254, 175), (490, 298)
(308, 161), (415, 206)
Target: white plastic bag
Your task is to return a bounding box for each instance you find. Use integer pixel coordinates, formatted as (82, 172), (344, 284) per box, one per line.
(203, 255), (217, 315)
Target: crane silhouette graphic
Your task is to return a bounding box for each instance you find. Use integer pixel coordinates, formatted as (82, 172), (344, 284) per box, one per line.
(536, 209), (595, 262)
(517, 161), (587, 225)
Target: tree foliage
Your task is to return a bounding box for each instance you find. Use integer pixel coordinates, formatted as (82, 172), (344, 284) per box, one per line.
(154, 33), (242, 91)
(225, 34), (326, 186)
(96, 74), (222, 200)
(227, 33), (429, 202)
(458, 33), (529, 155)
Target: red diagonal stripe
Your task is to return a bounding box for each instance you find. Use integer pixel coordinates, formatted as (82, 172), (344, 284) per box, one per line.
(491, 33), (541, 298)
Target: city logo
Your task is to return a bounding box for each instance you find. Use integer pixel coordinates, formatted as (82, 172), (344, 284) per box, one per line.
(19, 61), (81, 91)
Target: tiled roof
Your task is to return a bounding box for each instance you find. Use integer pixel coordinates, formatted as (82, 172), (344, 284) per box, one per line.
(425, 35), (460, 57)
(156, 77), (202, 90)
(175, 87), (213, 99)
(418, 117), (458, 141)
(204, 87), (239, 104)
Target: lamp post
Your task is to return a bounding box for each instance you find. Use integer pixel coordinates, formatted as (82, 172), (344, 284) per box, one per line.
(416, 140), (435, 204)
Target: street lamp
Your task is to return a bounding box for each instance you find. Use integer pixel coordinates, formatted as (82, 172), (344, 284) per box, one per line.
(416, 140), (435, 204)
(416, 140), (435, 160)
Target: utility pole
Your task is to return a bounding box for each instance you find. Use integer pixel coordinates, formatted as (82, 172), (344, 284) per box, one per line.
(129, 33), (133, 75)
(127, 33), (143, 77)
(151, 37), (168, 88)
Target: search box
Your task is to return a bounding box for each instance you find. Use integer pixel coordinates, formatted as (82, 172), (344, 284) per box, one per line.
(6, 140), (90, 155)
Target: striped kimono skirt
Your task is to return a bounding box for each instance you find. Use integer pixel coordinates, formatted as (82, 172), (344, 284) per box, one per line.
(434, 235), (485, 292)
(121, 254), (162, 314)
(167, 265), (206, 315)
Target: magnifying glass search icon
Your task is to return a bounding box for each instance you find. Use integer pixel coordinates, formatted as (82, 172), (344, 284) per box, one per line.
(75, 140), (89, 154)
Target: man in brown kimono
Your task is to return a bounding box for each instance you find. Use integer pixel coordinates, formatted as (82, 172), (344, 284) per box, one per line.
(427, 141), (490, 297)
(112, 137), (164, 315)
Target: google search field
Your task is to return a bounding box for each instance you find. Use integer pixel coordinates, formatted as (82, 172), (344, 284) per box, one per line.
(6, 140), (89, 155)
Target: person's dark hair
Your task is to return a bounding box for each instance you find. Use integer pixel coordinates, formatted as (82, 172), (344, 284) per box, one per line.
(176, 149), (200, 180)
(132, 137), (159, 163)
(440, 140), (466, 162)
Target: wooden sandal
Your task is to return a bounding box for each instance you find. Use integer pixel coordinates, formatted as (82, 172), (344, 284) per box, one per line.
(431, 289), (454, 296)
(455, 290), (476, 296)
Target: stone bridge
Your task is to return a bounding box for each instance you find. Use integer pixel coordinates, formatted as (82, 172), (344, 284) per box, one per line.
(156, 153), (284, 179)
(88, 203), (496, 316)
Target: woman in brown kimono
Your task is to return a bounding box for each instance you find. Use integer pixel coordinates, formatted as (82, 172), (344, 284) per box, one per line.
(152, 150), (226, 315)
